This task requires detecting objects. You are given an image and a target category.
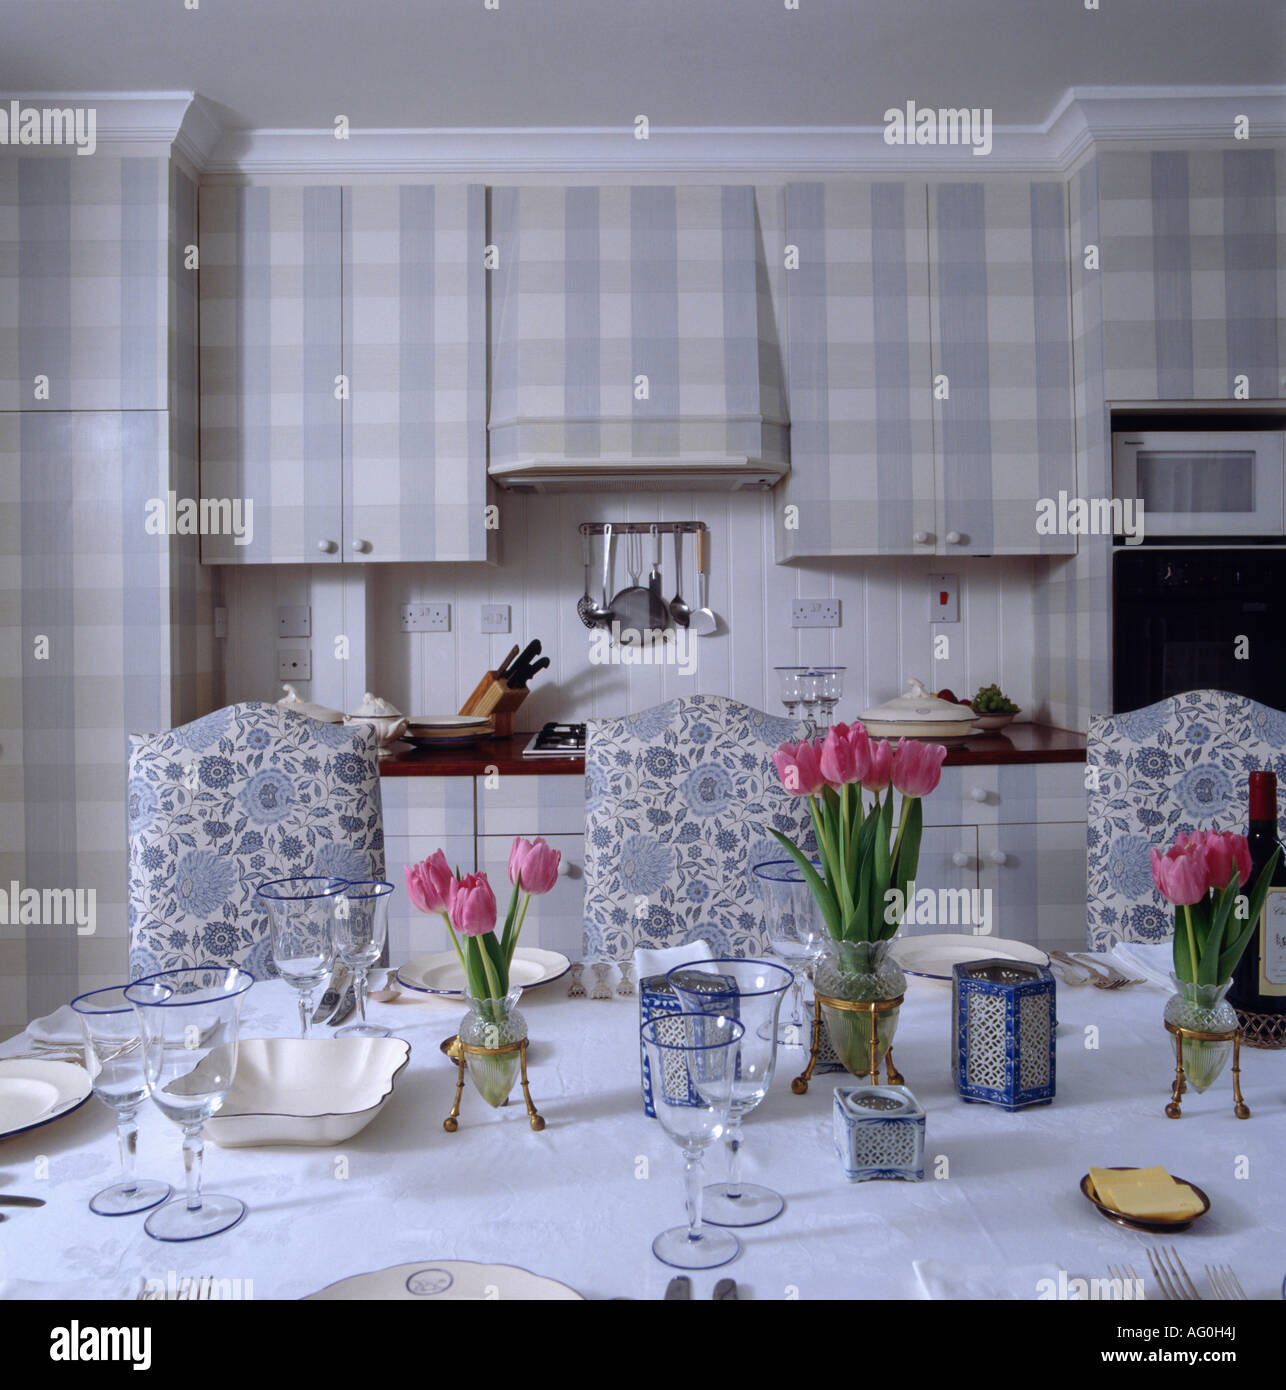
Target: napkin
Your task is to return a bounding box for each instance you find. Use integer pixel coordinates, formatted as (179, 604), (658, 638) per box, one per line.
(914, 1259), (1063, 1301)
(0, 1276), (137, 1300)
(1106, 941), (1175, 990)
(633, 940), (713, 988)
(26, 1005), (86, 1047)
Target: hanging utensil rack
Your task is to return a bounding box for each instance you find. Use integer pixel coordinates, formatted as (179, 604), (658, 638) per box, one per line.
(577, 521), (708, 537)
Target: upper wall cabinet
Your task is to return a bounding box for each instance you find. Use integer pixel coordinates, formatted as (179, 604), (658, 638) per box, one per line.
(776, 181), (936, 559)
(779, 179), (1075, 558)
(1097, 148), (1286, 401)
(344, 184), (491, 562)
(929, 180), (1075, 555)
(200, 185), (344, 564)
(0, 156), (168, 412)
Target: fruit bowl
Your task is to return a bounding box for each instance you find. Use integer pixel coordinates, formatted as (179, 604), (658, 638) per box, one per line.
(970, 710), (1018, 732)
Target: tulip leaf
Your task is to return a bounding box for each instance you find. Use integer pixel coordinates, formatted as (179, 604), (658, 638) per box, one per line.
(892, 797), (923, 917)
(768, 826), (840, 937)
(1217, 846), (1283, 983)
(1199, 879), (1238, 985)
(872, 788), (893, 920)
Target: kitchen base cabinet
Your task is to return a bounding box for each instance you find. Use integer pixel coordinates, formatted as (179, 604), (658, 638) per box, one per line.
(977, 822), (1087, 956)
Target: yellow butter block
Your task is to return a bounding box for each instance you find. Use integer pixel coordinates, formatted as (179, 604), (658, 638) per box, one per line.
(1088, 1166), (1203, 1220)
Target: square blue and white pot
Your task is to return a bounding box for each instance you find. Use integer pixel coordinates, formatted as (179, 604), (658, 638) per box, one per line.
(952, 958), (1056, 1111)
(833, 1084), (925, 1181)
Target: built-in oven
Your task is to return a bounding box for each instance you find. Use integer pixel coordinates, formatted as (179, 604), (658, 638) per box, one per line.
(1112, 428), (1285, 540)
(1113, 547), (1286, 712)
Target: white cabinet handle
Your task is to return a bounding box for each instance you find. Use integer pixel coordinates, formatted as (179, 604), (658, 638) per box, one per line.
(970, 786), (987, 803)
(317, 538), (338, 554)
(946, 531), (963, 545)
(989, 849), (1008, 866)
(557, 857), (573, 877)
(351, 539), (370, 554)
(913, 530), (932, 545)
(951, 851), (970, 869)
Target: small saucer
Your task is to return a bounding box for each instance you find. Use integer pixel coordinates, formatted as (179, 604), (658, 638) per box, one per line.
(1080, 1168), (1211, 1233)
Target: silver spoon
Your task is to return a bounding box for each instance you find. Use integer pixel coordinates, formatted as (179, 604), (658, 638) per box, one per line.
(577, 530), (598, 629)
(669, 528), (691, 627)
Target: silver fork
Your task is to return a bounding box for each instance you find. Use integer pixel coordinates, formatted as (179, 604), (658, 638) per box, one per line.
(1071, 953), (1145, 987)
(1052, 951), (1125, 990)
(1107, 1263), (1146, 1300)
(1206, 1264), (1247, 1300)
(1148, 1246), (1201, 1300)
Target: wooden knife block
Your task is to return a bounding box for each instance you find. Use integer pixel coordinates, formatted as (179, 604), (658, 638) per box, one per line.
(460, 672), (528, 738)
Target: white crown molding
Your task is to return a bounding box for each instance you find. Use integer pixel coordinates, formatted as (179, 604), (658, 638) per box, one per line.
(6, 87), (1281, 173)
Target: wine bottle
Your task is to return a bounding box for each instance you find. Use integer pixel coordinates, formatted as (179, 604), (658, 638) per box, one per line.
(1228, 770), (1286, 1045)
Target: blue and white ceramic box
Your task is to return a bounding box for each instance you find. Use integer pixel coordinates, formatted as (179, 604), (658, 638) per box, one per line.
(832, 1085), (925, 1181)
(952, 959), (1056, 1111)
(640, 974), (685, 1118)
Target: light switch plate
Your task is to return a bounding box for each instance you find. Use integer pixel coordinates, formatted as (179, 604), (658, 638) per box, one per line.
(929, 574), (959, 623)
(401, 602), (451, 633)
(277, 604), (311, 638)
(278, 649), (312, 680)
(481, 603), (511, 634)
(791, 598), (840, 628)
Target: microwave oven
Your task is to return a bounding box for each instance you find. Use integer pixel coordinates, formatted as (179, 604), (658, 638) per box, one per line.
(1111, 429), (1286, 540)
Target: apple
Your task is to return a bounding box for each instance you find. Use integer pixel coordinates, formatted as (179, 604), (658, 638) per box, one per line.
(936, 688), (958, 704)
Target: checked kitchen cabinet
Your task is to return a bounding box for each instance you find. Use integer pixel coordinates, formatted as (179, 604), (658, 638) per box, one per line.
(199, 183), (489, 564)
(778, 179), (1075, 558)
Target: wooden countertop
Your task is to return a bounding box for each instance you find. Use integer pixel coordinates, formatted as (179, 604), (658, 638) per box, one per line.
(379, 722), (1086, 777)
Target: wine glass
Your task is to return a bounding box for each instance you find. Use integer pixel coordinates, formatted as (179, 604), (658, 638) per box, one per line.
(125, 966), (253, 1242)
(639, 1012), (745, 1270)
(256, 875), (346, 1038)
(797, 671), (820, 737)
(752, 859), (827, 1045)
(775, 666), (808, 719)
(667, 960), (793, 1228)
(70, 986), (172, 1216)
(813, 666), (846, 731)
(331, 880), (394, 1039)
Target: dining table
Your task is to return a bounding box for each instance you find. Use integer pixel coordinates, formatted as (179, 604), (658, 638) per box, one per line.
(1, 959), (1283, 1301)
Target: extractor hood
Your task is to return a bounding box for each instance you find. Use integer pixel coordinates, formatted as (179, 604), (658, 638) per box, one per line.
(488, 185), (789, 492)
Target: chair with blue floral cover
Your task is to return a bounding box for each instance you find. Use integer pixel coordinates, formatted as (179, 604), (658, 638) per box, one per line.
(127, 702), (385, 980)
(582, 695), (816, 961)
(1087, 689), (1286, 949)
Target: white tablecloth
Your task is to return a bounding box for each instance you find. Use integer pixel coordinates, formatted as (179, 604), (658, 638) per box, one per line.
(2, 967), (1283, 1301)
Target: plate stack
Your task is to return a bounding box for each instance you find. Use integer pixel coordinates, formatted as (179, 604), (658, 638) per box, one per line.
(401, 715), (495, 750)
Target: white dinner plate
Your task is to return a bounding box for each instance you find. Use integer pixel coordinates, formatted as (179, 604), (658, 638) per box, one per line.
(397, 946), (571, 996)
(407, 715), (494, 730)
(304, 1259), (582, 1301)
(0, 1059), (93, 1140)
(892, 933), (1050, 983)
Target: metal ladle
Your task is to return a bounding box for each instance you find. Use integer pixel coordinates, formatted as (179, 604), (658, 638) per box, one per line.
(669, 528), (691, 627)
(586, 523), (615, 627)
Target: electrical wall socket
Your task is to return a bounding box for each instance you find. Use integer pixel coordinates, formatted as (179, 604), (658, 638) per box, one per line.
(277, 605), (311, 638)
(791, 598), (840, 628)
(278, 649), (312, 680)
(400, 602), (451, 633)
(481, 603), (511, 634)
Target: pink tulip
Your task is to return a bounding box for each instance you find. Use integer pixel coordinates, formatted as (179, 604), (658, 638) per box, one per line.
(773, 739), (827, 796)
(404, 849), (454, 915)
(509, 835), (561, 895)
(448, 872), (498, 937)
(1151, 840), (1210, 906)
(819, 722), (871, 788)
(861, 739), (894, 793)
(892, 738), (948, 798)
(1194, 829), (1251, 892)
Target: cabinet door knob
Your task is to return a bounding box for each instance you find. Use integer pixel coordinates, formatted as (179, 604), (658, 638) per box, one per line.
(970, 786), (988, 803)
(946, 531), (963, 545)
(989, 849), (1008, 866)
(317, 538), (337, 554)
(351, 539), (370, 554)
(557, 857), (573, 877)
(951, 851), (970, 869)
(913, 530), (932, 545)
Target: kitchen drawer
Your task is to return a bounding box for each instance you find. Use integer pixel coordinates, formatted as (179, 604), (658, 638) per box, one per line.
(977, 822), (1087, 954)
(380, 776), (475, 841)
(383, 833), (474, 963)
(477, 833), (584, 962)
(925, 763), (1085, 828)
(474, 774), (587, 839)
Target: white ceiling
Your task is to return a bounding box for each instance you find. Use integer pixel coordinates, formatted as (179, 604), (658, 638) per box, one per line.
(1, 0), (1283, 131)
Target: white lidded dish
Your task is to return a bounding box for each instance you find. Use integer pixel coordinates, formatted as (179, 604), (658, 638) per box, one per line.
(859, 677), (976, 742)
(276, 683), (346, 724)
(200, 1036), (410, 1147)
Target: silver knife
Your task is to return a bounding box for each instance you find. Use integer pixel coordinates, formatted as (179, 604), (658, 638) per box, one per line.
(311, 965), (352, 1024)
(664, 1276), (692, 1300)
(328, 982), (358, 1029)
(713, 1278), (738, 1301)
(0, 1194), (45, 1208)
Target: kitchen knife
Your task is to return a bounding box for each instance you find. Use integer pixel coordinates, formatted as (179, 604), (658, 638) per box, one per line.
(495, 644), (521, 679)
(505, 640), (543, 686)
(508, 656), (550, 689)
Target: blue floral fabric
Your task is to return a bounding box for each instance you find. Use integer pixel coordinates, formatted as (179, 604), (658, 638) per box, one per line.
(1087, 690), (1286, 949)
(127, 702), (385, 979)
(583, 695), (816, 960)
